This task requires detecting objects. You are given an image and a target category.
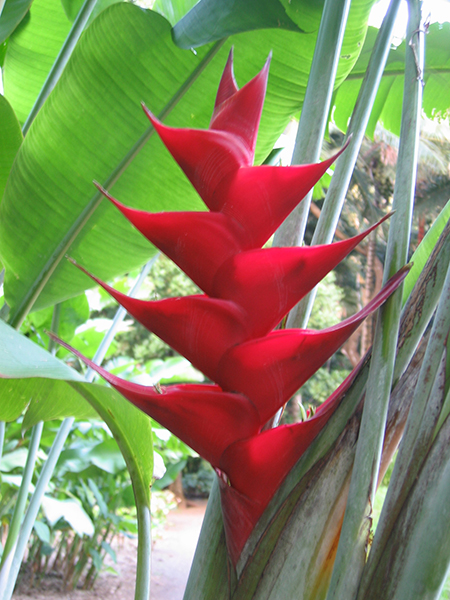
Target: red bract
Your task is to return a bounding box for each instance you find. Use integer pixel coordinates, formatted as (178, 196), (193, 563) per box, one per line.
(58, 51), (409, 566)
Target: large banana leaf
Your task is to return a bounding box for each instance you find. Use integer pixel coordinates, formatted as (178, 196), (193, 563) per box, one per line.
(332, 23), (450, 137)
(1, 0), (378, 323)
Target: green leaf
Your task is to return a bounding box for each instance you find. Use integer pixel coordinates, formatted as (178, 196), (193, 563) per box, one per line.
(147, 0), (198, 26)
(402, 198), (450, 304)
(0, 318), (82, 381)
(0, 318), (96, 422)
(0, 94), (23, 201)
(172, 0), (302, 48)
(0, 314), (152, 520)
(0, 0), (33, 45)
(333, 24), (450, 137)
(88, 477), (109, 516)
(2, 0), (71, 124)
(68, 381), (153, 506)
(85, 438), (126, 474)
(361, 412), (450, 600)
(60, 0), (122, 22)
(33, 520), (51, 543)
(42, 495), (95, 536)
(0, 447), (29, 471)
(21, 293), (90, 346)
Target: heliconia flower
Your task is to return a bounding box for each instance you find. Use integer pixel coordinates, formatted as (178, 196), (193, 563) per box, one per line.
(55, 51), (410, 566)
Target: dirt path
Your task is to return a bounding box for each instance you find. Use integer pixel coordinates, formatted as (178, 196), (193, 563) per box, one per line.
(13, 500), (207, 600)
(151, 500), (207, 600)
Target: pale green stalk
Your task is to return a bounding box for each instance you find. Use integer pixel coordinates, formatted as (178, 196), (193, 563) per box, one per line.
(325, 2), (424, 599)
(84, 254), (158, 383)
(22, 0), (99, 135)
(272, 0), (351, 249)
(288, 0), (403, 328)
(0, 421), (43, 588)
(1, 416), (74, 600)
(135, 504), (151, 600)
(358, 261), (450, 598)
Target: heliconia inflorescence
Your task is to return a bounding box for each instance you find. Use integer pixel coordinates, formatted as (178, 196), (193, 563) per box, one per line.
(53, 50), (408, 565)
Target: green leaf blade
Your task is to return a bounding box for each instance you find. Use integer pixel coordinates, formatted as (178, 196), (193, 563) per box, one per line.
(0, 94), (23, 201)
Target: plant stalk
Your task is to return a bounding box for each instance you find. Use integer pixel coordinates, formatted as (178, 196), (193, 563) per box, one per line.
(359, 263), (450, 597)
(273, 0), (351, 249)
(0, 421), (43, 584)
(325, 2), (424, 598)
(84, 254), (159, 383)
(22, 0), (99, 136)
(135, 503), (151, 600)
(288, 0), (403, 328)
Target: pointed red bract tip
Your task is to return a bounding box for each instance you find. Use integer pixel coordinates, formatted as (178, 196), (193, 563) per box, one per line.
(68, 260), (255, 382)
(48, 332), (262, 467)
(142, 103), (252, 202)
(210, 53), (271, 158)
(213, 48), (238, 113)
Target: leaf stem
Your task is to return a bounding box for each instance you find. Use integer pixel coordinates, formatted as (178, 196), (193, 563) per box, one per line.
(22, 0), (99, 136)
(135, 503), (151, 600)
(325, 2), (425, 598)
(1, 417), (72, 600)
(0, 421), (43, 581)
(273, 0), (351, 249)
(288, 0), (403, 328)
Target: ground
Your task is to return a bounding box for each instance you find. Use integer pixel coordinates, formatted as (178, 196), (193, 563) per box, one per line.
(13, 500), (207, 600)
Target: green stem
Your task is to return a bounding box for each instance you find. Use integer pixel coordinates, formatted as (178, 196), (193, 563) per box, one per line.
(287, 0), (403, 329)
(22, 0), (99, 136)
(135, 503), (151, 600)
(1, 417), (66, 600)
(0, 421), (43, 578)
(325, 2), (424, 599)
(7, 39), (226, 330)
(273, 0), (351, 249)
(359, 264), (450, 597)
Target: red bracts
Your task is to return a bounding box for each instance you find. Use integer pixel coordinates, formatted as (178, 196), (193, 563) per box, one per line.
(57, 51), (408, 565)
